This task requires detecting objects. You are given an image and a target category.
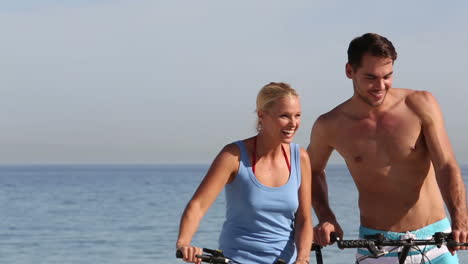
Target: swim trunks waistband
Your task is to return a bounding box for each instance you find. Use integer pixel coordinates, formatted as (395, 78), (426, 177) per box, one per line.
(356, 218), (459, 263)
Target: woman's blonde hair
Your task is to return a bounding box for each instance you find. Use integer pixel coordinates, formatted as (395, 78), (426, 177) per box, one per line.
(256, 82), (299, 132)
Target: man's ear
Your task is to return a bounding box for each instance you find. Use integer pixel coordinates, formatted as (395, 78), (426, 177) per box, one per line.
(345, 63), (353, 79)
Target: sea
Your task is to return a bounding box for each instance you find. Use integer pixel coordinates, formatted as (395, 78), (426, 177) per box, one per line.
(1, 164), (467, 264)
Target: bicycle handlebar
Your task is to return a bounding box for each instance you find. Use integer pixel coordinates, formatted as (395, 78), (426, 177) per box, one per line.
(176, 248), (234, 263)
(331, 232), (468, 249)
(176, 248), (286, 264)
(329, 231), (468, 262)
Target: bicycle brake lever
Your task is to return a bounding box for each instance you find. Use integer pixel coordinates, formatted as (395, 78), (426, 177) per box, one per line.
(203, 248), (225, 257)
(366, 242), (387, 258)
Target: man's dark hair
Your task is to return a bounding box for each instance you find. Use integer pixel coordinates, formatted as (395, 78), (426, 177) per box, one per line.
(347, 33), (397, 69)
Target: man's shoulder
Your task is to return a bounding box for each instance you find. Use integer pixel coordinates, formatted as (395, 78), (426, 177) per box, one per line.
(401, 89), (438, 111)
(389, 87), (433, 101)
(396, 88), (440, 123)
(404, 89), (436, 102)
(311, 102), (349, 138)
(316, 100), (349, 123)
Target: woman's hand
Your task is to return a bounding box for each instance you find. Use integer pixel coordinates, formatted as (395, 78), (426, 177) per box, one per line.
(294, 258), (310, 264)
(176, 244), (203, 264)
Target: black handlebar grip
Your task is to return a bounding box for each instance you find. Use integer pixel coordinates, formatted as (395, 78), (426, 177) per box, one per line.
(330, 232), (337, 242)
(176, 250), (183, 258)
(446, 240), (468, 248)
(339, 240), (371, 248)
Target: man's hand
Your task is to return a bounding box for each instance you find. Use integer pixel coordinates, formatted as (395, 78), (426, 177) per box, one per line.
(313, 221), (343, 246)
(450, 223), (468, 254)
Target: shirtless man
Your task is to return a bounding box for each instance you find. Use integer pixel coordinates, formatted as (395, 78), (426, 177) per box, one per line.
(308, 33), (468, 263)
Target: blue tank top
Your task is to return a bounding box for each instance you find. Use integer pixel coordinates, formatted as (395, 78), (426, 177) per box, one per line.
(218, 140), (301, 264)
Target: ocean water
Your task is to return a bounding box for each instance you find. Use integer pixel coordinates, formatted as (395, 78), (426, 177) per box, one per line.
(0, 164), (467, 264)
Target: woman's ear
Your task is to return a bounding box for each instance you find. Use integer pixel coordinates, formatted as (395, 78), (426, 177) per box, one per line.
(257, 109), (265, 119)
(257, 110), (265, 129)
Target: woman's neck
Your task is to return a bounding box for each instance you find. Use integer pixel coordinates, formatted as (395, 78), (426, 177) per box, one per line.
(255, 133), (285, 157)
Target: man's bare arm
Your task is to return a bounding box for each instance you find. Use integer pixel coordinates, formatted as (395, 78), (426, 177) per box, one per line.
(408, 91), (468, 249)
(308, 115), (343, 245)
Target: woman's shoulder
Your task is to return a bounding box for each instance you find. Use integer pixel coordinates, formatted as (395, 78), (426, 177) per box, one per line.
(215, 142), (239, 159)
(220, 142), (241, 156)
(227, 136), (257, 153)
(217, 137), (254, 161)
(207, 143), (242, 180)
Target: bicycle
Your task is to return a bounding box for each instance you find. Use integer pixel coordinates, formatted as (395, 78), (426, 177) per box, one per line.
(311, 244), (324, 264)
(326, 231), (468, 264)
(176, 248), (287, 264)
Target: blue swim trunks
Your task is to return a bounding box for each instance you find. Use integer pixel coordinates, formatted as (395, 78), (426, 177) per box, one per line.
(356, 218), (459, 263)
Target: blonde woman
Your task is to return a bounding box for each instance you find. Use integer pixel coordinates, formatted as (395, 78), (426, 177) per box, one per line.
(176, 82), (312, 264)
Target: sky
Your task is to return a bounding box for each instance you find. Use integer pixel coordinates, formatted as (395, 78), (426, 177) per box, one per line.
(0, 0), (467, 164)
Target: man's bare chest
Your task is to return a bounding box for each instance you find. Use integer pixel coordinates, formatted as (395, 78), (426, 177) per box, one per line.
(332, 112), (426, 165)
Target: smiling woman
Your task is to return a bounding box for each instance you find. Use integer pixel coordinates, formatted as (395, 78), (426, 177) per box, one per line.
(176, 82), (313, 264)
(255, 82), (300, 133)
